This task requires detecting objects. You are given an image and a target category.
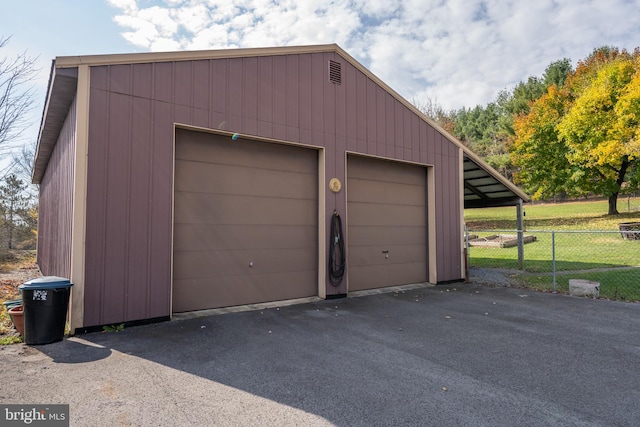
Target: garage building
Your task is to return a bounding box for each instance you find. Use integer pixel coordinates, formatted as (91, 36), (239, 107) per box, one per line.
(32, 44), (527, 333)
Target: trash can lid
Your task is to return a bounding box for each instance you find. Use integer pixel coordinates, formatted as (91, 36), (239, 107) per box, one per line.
(19, 276), (73, 290)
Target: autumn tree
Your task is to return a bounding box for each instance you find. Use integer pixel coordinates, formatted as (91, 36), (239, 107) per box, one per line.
(512, 47), (640, 214)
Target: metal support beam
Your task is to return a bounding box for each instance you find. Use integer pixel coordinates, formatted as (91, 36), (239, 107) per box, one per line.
(516, 199), (524, 270)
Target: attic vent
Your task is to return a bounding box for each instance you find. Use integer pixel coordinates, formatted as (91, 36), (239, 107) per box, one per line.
(329, 60), (342, 84)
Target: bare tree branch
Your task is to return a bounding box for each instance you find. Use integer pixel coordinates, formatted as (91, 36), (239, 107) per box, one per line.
(0, 35), (39, 158)
(411, 96), (456, 133)
(412, 96), (447, 121)
(8, 144), (37, 198)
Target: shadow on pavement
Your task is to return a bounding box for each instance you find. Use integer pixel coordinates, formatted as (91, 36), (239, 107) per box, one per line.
(36, 337), (112, 364)
(35, 283), (640, 426)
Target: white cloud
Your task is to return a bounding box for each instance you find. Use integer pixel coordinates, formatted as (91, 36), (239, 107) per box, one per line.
(106, 0), (138, 13)
(108, 0), (640, 109)
(187, 25), (231, 49)
(352, 0), (400, 19)
(149, 37), (181, 51)
(173, 4), (211, 34)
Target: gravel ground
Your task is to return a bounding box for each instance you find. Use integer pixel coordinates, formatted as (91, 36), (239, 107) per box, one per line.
(0, 264), (41, 298)
(468, 267), (522, 287)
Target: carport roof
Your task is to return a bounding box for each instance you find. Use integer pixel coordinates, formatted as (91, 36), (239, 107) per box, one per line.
(463, 154), (529, 208)
(32, 43), (529, 208)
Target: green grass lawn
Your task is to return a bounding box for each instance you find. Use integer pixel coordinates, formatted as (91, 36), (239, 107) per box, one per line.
(465, 197), (640, 230)
(517, 269), (640, 302)
(470, 231), (640, 272)
(465, 197), (640, 301)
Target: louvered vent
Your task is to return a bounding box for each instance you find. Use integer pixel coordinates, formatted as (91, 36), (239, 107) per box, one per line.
(329, 60), (342, 84)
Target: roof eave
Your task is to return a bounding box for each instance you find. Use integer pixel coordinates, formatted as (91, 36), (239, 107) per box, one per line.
(32, 63), (78, 184)
(463, 150), (530, 203)
(53, 43), (341, 68)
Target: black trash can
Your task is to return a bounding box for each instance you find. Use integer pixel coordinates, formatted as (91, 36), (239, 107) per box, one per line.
(19, 276), (73, 345)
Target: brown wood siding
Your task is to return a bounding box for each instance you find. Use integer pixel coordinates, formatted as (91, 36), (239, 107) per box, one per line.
(37, 95), (76, 279)
(86, 68), (174, 326)
(84, 51), (462, 326)
(436, 136), (463, 281)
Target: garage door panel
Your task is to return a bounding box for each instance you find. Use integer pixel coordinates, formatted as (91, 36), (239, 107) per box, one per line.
(348, 244), (426, 267)
(348, 155), (425, 185)
(348, 226), (425, 247)
(347, 155), (427, 291)
(176, 130), (316, 174)
(173, 224), (316, 251)
(173, 130), (318, 312)
(348, 203), (425, 227)
(347, 179), (426, 206)
(173, 270), (316, 312)
(348, 262), (426, 291)
(174, 193), (316, 226)
(175, 161), (316, 199)
(173, 248), (317, 280)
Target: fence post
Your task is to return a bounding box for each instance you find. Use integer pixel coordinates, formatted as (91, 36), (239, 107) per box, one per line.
(465, 224), (470, 282)
(516, 199), (524, 270)
(552, 230), (557, 293)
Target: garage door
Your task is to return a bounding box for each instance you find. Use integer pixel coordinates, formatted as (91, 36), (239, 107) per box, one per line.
(347, 155), (427, 291)
(172, 130), (318, 312)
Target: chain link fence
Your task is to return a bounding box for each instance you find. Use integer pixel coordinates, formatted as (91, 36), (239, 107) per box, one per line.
(466, 227), (640, 302)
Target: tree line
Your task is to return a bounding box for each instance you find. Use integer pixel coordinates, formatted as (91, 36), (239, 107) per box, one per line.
(418, 46), (640, 215)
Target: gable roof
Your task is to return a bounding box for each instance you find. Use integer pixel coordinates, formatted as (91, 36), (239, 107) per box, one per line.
(33, 43), (528, 207)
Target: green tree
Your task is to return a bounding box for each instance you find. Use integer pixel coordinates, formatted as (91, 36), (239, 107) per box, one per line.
(499, 77), (545, 117)
(511, 86), (572, 200)
(455, 103), (501, 151)
(454, 103), (513, 177)
(0, 174), (30, 249)
(543, 58), (573, 88)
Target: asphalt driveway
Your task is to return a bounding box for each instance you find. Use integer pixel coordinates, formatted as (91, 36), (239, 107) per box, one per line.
(1, 282), (639, 426)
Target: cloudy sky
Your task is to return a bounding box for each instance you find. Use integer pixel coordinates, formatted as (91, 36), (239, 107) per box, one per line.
(3, 0), (640, 150)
